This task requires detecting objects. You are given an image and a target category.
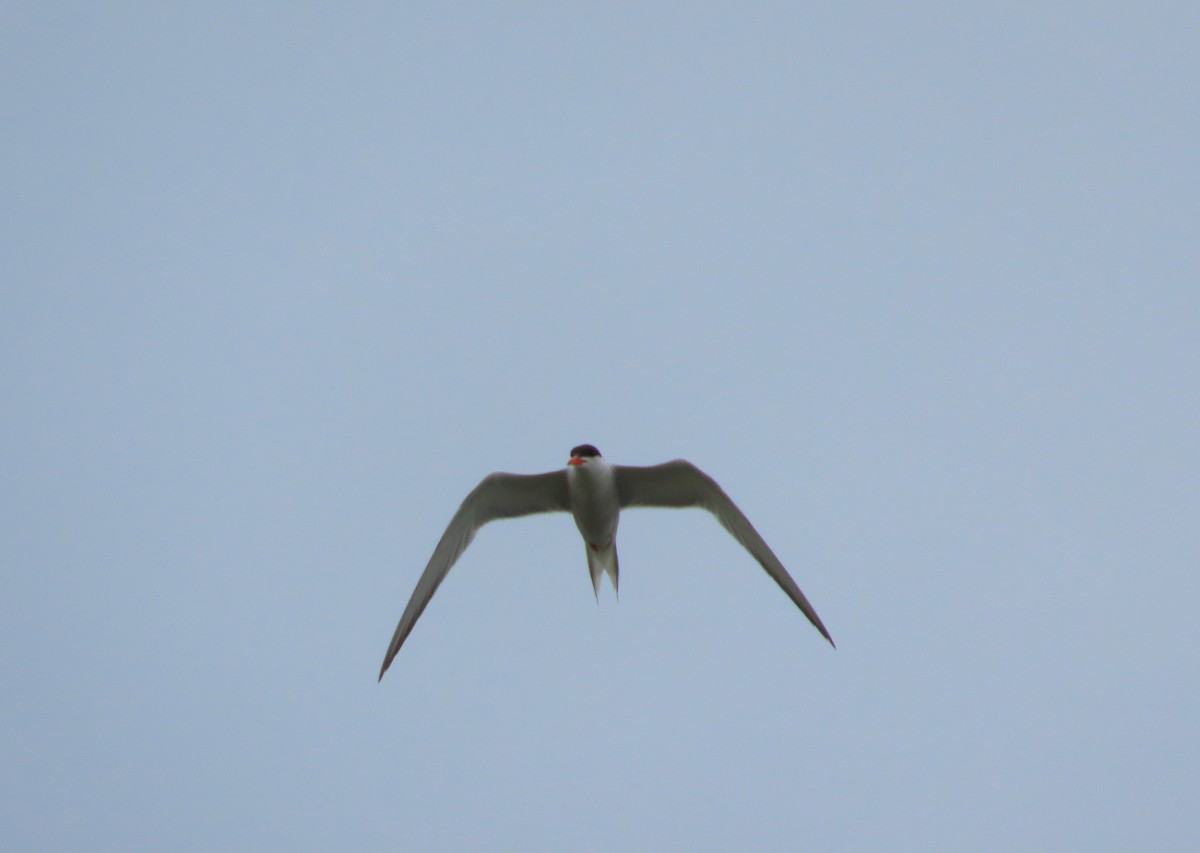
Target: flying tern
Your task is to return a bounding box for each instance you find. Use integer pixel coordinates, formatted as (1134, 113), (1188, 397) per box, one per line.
(378, 444), (834, 680)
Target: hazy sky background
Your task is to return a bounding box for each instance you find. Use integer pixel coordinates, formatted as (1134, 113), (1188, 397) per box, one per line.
(3, 4), (1197, 851)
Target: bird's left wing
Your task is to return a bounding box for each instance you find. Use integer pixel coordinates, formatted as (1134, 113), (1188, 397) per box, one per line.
(615, 460), (835, 647)
(379, 470), (570, 679)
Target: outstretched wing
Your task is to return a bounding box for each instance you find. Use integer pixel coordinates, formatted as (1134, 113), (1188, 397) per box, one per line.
(379, 471), (570, 679)
(615, 460), (834, 647)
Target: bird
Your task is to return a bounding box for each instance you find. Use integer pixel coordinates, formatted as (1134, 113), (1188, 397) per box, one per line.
(378, 444), (834, 680)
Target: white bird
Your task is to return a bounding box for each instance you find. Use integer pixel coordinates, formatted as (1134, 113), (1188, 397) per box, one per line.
(378, 444), (834, 680)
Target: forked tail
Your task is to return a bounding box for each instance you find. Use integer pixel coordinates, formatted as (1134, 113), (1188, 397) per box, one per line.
(586, 542), (619, 600)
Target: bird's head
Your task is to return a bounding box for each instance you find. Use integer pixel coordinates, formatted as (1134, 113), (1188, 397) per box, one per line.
(567, 444), (602, 467)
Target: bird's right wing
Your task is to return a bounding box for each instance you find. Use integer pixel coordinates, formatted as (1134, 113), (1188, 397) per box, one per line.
(378, 470), (570, 680)
(615, 460), (834, 647)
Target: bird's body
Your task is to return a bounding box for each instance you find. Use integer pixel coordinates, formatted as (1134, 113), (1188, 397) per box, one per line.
(566, 449), (621, 596)
(378, 444), (833, 680)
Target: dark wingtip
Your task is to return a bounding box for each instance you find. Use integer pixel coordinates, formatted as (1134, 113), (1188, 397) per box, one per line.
(806, 613), (836, 649)
(817, 623), (836, 649)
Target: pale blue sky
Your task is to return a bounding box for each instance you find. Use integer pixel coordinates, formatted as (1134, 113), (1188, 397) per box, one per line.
(3, 4), (1198, 851)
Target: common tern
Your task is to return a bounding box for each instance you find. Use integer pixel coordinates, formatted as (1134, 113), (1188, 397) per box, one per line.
(378, 444), (834, 680)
